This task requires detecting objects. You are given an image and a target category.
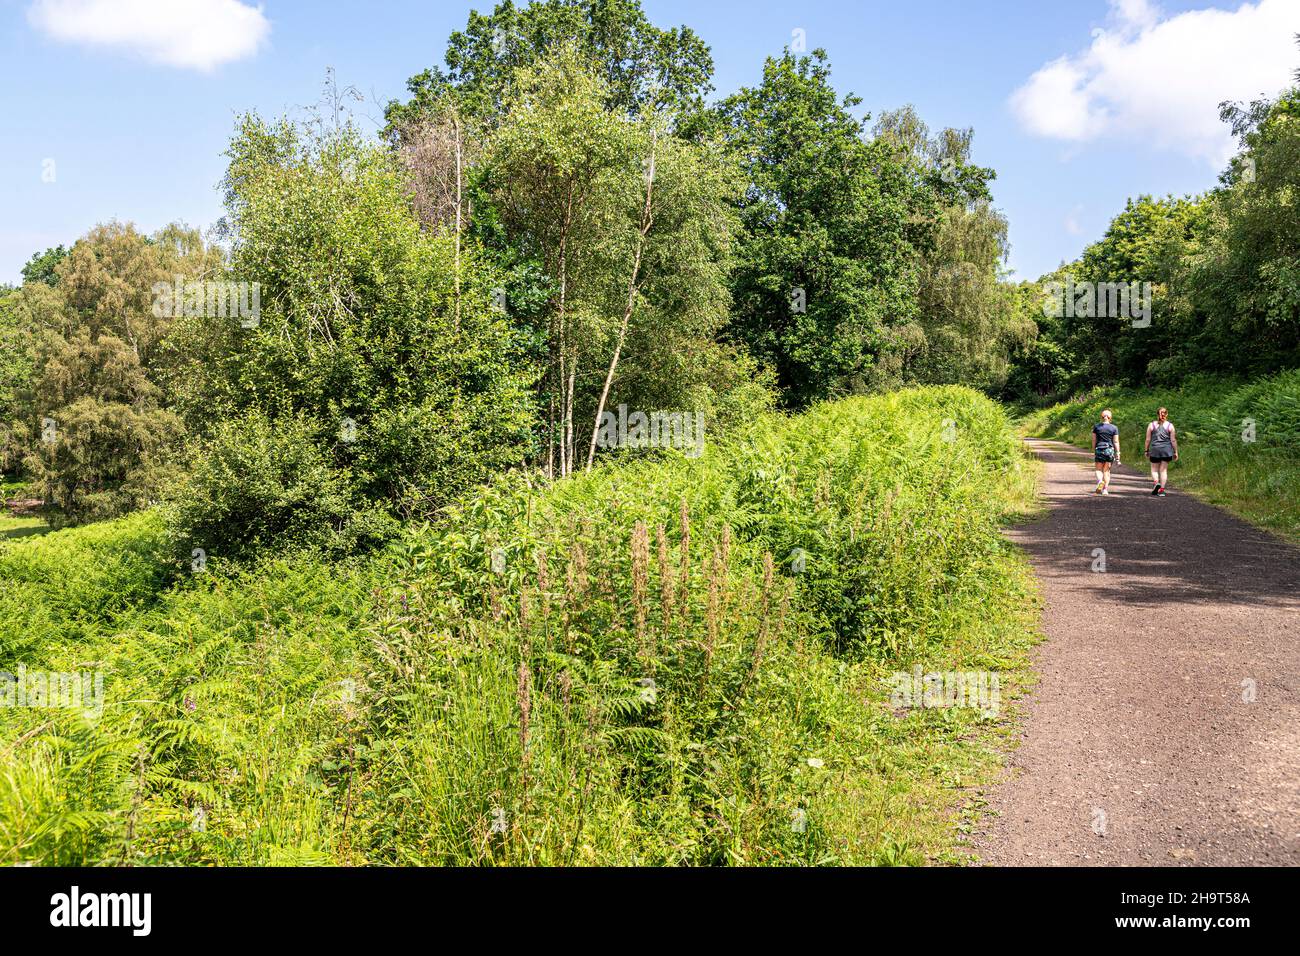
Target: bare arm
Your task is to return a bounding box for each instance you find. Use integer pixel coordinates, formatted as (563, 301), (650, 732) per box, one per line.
(1145, 421), (1154, 454)
(1169, 423), (1178, 458)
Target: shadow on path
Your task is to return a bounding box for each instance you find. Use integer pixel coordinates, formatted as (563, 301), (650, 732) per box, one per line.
(1008, 441), (1300, 610)
(978, 439), (1300, 866)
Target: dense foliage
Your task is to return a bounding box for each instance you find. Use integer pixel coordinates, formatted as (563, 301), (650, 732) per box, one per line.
(3, 0), (1034, 543)
(382, 0), (714, 130)
(713, 53), (935, 404)
(1, 224), (211, 525)
(388, 1), (1030, 417)
(0, 388), (1037, 865)
(1005, 69), (1300, 401)
(164, 117), (537, 555)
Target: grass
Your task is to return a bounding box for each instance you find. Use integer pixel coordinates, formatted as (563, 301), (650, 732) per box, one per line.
(0, 480), (48, 543)
(0, 386), (1042, 866)
(1021, 370), (1300, 543)
(0, 513), (47, 542)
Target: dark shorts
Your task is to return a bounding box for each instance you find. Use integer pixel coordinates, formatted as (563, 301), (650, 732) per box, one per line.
(1094, 455), (1113, 464)
(1149, 455), (1173, 463)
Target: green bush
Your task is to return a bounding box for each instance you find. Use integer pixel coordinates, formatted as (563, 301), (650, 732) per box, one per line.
(167, 412), (395, 562)
(164, 116), (537, 554)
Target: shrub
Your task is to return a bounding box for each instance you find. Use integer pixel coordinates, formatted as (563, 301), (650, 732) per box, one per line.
(163, 116), (537, 553)
(167, 411), (394, 561)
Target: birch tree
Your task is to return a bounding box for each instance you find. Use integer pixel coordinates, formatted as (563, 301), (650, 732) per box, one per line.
(489, 45), (639, 476)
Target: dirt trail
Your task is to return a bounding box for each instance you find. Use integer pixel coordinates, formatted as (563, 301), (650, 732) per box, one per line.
(977, 439), (1300, 865)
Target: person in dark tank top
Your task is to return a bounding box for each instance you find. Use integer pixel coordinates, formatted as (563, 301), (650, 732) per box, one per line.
(1145, 406), (1178, 496)
(1091, 409), (1120, 495)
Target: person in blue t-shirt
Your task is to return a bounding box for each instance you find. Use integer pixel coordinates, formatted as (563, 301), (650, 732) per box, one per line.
(1091, 409), (1120, 495)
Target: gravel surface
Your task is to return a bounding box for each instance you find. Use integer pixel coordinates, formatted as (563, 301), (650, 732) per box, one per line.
(976, 440), (1300, 866)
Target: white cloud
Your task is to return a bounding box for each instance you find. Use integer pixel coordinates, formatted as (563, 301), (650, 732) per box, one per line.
(27, 0), (270, 72)
(1010, 0), (1300, 166)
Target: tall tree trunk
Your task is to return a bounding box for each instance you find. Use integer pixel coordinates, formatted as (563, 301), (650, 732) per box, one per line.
(453, 110), (463, 330)
(586, 128), (658, 472)
(547, 393), (556, 480)
(565, 355), (577, 476)
(555, 183), (575, 477)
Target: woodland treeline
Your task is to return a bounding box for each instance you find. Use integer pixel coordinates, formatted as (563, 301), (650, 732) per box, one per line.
(1006, 53), (1300, 401)
(1, 0), (1294, 556)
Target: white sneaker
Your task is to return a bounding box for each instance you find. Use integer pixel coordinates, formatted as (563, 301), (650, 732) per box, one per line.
(1102, 488), (1110, 495)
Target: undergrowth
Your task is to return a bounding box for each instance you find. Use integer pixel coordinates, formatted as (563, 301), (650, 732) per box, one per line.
(1, 387), (1040, 866)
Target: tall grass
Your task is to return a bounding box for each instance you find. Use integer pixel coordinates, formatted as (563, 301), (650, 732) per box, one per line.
(1, 387), (1040, 865)
(1024, 370), (1300, 540)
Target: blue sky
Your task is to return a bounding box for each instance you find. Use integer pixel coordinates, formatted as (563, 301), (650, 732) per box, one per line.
(2, 0), (1297, 285)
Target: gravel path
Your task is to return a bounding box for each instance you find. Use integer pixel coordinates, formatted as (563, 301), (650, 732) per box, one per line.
(977, 439), (1300, 865)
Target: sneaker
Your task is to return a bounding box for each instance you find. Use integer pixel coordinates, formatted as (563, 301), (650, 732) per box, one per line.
(1150, 485), (1160, 496)
(1157, 486), (1167, 497)
(1102, 488), (1110, 495)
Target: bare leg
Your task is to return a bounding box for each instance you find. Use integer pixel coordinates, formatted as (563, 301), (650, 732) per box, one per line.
(1150, 462), (1160, 485)
(1102, 462), (1113, 488)
(1158, 462), (1168, 487)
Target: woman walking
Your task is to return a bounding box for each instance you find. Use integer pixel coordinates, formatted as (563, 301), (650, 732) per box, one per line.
(1145, 407), (1178, 496)
(1092, 409), (1120, 495)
